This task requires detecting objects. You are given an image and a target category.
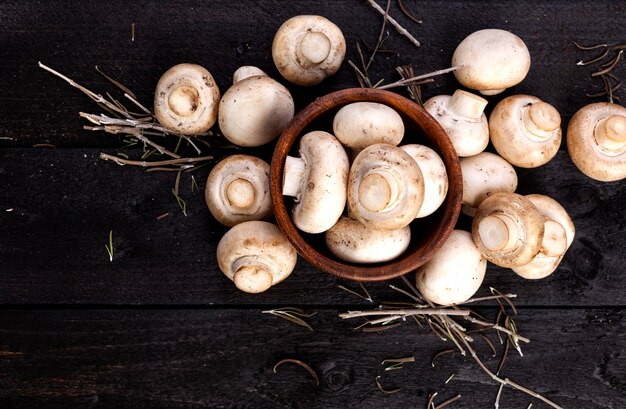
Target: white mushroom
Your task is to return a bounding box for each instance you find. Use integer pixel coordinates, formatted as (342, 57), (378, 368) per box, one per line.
(471, 192), (545, 268)
(415, 230), (487, 305)
(347, 143), (424, 230)
(423, 90), (489, 157)
(489, 95), (562, 168)
(272, 15), (346, 86)
(282, 131), (349, 234)
(205, 154), (271, 227)
(512, 194), (575, 279)
(232, 66), (267, 84)
(400, 144), (448, 218)
(452, 29), (531, 95)
(333, 102), (405, 152)
(154, 63), (220, 135)
(325, 217), (410, 263)
(218, 72), (294, 147)
(460, 152), (518, 217)
(217, 221), (297, 293)
(566, 102), (626, 181)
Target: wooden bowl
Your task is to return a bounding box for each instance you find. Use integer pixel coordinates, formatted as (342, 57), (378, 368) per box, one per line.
(270, 88), (462, 281)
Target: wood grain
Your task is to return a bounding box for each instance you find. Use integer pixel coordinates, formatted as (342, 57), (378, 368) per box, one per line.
(0, 308), (623, 409)
(0, 1), (625, 407)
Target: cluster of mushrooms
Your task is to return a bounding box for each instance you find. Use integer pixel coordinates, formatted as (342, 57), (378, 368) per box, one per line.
(149, 16), (625, 299)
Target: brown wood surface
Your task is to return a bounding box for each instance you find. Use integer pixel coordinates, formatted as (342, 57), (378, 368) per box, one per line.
(0, 0), (625, 408)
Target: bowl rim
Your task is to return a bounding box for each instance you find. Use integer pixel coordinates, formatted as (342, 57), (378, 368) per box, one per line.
(270, 88), (462, 282)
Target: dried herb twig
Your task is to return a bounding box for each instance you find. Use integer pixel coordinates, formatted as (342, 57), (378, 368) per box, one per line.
(262, 307), (316, 332)
(366, 0), (421, 47)
(375, 375), (401, 394)
(104, 230), (113, 262)
(273, 359), (319, 385)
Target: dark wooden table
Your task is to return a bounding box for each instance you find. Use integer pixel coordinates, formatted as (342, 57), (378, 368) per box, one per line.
(1, 1), (624, 408)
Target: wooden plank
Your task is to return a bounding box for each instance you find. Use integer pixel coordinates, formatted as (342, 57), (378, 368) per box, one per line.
(0, 308), (623, 408)
(0, 0), (624, 146)
(1, 148), (624, 306)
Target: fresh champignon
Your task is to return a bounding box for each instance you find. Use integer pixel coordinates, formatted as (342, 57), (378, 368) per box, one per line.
(452, 29), (531, 95)
(460, 152), (518, 216)
(512, 194), (575, 279)
(218, 73), (294, 147)
(272, 15), (346, 86)
(205, 154), (271, 227)
(423, 90), (489, 157)
(490, 95), (562, 168)
(400, 144), (448, 218)
(566, 102), (626, 181)
(282, 131), (349, 234)
(333, 102), (405, 152)
(217, 221), (297, 293)
(347, 143), (424, 230)
(231, 66), (267, 84)
(325, 217), (410, 264)
(154, 63), (220, 135)
(472, 192), (545, 268)
(415, 230), (487, 305)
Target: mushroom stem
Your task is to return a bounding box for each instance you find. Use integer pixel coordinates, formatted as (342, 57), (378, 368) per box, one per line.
(168, 85), (199, 117)
(282, 155), (306, 198)
(448, 90), (487, 119)
(521, 102), (561, 140)
(232, 256), (275, 294)
(476, 213), (518, 251)
(297, 31), (332, 65)
(225, 178), (256, 210)
(358, 169), (399, 212)
(480, 89), (506, 96)
(594, 114), (626, 152)
(541, 220), (568, 257)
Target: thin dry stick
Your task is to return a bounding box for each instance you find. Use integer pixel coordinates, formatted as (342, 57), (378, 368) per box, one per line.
(366, 0), (392, 73)
(366, 0), (420, 47)
(39, 62), (134, 119)
(376, 66), (462, 90)
(573, 41), (607, 50)
(495, 382), (504, 409)
(339, 309), (470, 319)
(426, 392), (438, 409)
(84, 124), (180, 159)
(99, 153), (213, 167)
(95, 65), (138, 100)
(459, 333), (562, 409)
(435, 394), (461, 409)
(593, 50), (623, 76)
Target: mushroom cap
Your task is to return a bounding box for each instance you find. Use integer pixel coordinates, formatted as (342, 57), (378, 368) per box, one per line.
(232, 66), (268, 84)
(154, 63), (220, 135)
(460, 152), (518, 213)
(452, 29), (531, 95)
(205, 154), (272, 227)
(216, 221), (297, 293)
(287, 131), (349, 234)
(400, 144), (449, 218)
(472, 192), (545, 268)
(512, 194), (575, 279)
(423, 90), (489, 157)
(348, 143), (424, 230)
(333, 102), (405, 150)
(490, 95), (562, 168)
(272, 15), (346, 86)
(566, 102), (626, 181)
(325, 217), (410, 264)
(416, 230), (487, 305)
(218, 75), (294, 147)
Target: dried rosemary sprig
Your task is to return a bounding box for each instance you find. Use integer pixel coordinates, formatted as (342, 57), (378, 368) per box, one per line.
(575, 41), (625, 103)
(262, 307), (316, 332)
(339, 276), (563, 409)
(273, 359), (319, 385)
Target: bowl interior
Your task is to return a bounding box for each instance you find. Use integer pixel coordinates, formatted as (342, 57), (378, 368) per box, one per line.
(270, 88), (462, 281)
